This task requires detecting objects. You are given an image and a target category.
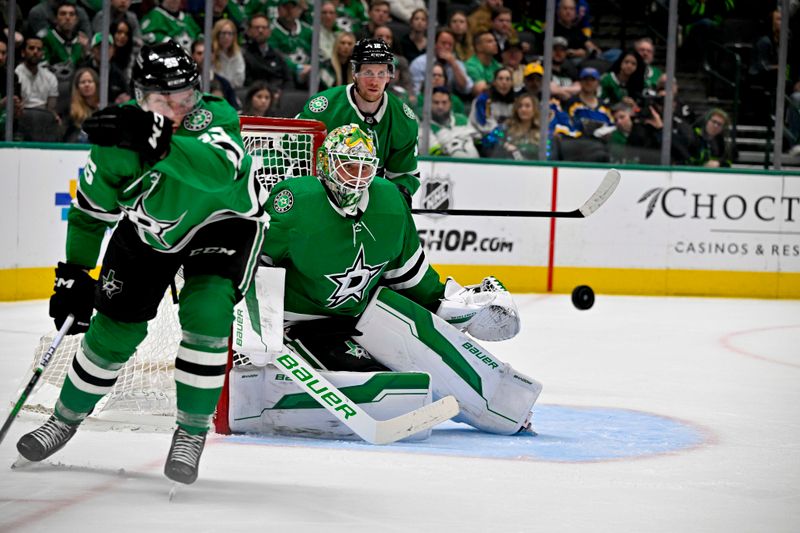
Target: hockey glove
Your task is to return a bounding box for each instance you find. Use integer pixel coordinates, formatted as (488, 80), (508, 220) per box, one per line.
(436, 276), (521, 341)
(83, 105), (173, 163)
(49, 262), (95, 334)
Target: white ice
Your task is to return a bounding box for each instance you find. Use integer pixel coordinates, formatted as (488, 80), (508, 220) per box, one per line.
(0, 294), (798, 532)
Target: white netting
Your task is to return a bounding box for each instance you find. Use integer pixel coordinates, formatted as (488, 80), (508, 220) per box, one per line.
(17, 118), (325, 428)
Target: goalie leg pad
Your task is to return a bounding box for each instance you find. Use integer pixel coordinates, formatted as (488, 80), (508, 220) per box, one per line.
(228, 364), (434, 440)
(357, 288), (542, 435)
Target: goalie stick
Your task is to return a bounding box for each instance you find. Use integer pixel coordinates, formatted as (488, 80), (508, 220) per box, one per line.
(272, 349), (460, 444)
(412, 168), (621, 218)
(0, 314), (75, 446)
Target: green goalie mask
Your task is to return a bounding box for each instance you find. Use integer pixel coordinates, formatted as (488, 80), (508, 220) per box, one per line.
(317, 124), (379, 213)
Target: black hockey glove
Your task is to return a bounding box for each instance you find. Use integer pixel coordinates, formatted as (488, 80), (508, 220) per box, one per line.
(49, 262), (95, 334)
(83, 105), (174, 163)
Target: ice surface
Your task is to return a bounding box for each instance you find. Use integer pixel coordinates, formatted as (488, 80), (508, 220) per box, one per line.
(0, 295), (798, 532)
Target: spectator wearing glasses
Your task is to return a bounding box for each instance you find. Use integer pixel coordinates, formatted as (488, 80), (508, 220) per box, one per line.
(212, 19), (245, 89)
(689, 109), (732, 168)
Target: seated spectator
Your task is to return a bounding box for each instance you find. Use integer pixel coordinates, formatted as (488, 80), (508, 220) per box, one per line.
(599, 50), (645, 107)
(28, 0), (92, 40)
(92, 0), (142, 48)
(399, 7), (428, 63)
(40, 1), (87, 70)
(191, 0), (247, 36)
(465, 31), (501, 96)
(240, 81), (274, 116)
(140, 0), (201, 52)
(415, 62), (466, 116)
(634, 37), (662, 91)
(15, 36), (61, 141)
(689, 109), (733, 168)
(356, 0), (390, 41)
(212, 19), (245, 89)
(565, 67), (613, 137)
(607, 102), (663, 165)
(656, 74), (695, 124)
(243, 14), (294, 94)
(550, 36), (580, 101)
(468, 0), (502, 35)
(76, 33), (129, 102)
(423, 86), (480, 158)
(390, 0), (425, 25)
(557, 0), (592, 38)
(191, 39), (239, 109)
(448, 10), (474, 62)
(62, 67), (98, 143)
(319, 31), (355, 89)
(481, 92), (540, 160)
(410, 29), (474, 99)
(469, 66), (515, 134)
(318, 1), (338, 61)
(489, 7), (518, 60)
(0, 39), (24, 136)
(110, 19), (136, 85)
(554, 0), (602, 62)
(501, 41), (526, 94)
(268, 0), (312, 87)
(373, 26), (414, 105)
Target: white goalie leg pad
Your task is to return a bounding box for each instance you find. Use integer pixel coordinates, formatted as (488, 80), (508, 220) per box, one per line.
(357, 288), (541, 435)
(232, 266), (286, 366)
(436, 277), (521, 341)
(228, 363), (434, 440)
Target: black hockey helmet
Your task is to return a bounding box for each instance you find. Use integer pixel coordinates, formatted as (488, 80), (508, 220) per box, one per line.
(132, 41), (200, 98)
(350, 38), (395, 73)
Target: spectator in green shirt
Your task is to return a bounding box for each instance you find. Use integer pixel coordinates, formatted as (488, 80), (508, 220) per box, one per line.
(465, 31), (501, 97)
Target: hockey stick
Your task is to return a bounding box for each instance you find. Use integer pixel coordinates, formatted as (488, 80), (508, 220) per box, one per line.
(273, 349), (460, 445)
(412, 168), (621, 218)
(0, 314), (74, 446)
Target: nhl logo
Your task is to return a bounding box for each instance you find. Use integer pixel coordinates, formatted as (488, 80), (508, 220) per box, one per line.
(420, 176), (453, 210)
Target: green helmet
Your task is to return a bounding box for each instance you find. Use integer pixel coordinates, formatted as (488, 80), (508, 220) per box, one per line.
(317, 124), (379, 213)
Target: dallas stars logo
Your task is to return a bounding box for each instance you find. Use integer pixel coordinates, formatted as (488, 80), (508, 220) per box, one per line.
(121, 194), (186, 248)
(325, 244), (387, 308)
(101, 269), (123, 298)
(344, 340), (368, 359)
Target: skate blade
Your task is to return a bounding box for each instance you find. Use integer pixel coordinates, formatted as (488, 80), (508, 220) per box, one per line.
(169, 482), (179, 502)
(11, 455), (32, 469)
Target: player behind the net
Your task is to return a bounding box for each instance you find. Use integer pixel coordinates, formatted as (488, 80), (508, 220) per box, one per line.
(297, 38), (421, 204)
(16, 41), (268, 485)
(238, 123), (542, 437)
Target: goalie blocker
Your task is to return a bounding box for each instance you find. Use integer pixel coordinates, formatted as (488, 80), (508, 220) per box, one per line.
(229, 272), (541, 437)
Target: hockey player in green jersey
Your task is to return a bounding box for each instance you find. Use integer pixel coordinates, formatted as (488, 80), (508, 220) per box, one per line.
(17, 42), (267, 485)
(297, 38), (421, 202)
(235, 124), (543, 437)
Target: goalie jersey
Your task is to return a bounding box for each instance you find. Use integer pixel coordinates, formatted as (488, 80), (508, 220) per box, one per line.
(261, 175), (445, 320)
(297, 84), (421, 195)
(66, 95), (261, 267)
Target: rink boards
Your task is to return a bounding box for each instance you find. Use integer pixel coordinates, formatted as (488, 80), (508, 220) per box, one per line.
(0, 146), (798, 300)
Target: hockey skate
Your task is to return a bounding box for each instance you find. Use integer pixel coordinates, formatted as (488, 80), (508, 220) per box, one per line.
(164, 427), (207, 484)
(16, 415), (79, 462)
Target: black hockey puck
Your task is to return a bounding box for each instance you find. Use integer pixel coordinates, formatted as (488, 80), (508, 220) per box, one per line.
(571, 285), (595, 310)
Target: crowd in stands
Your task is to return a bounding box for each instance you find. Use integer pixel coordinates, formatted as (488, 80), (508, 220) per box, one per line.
(1, 0), (798, 165)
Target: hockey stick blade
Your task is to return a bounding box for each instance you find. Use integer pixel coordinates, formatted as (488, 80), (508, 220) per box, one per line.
(274, 350), (460, 445)
(411, 168), (621, 218)
(0, 315), (75, 446)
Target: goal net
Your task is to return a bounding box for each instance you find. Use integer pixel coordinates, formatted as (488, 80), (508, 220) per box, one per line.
(17, 116), (327, 430)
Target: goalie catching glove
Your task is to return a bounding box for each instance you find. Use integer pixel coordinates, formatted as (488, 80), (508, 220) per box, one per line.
(50, 262), (95, 334)
(82, 105), (173, 163)
(436, 276), (521, 341)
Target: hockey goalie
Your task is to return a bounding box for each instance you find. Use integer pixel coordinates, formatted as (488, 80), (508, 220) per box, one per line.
(228, 123), (542, 440)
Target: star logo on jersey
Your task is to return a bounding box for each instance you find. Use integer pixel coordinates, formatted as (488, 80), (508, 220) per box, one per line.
(309, 96), (328, 113)
(183, 108), (213, 131)
(402, 103), (416, 121)
(101, 269), (123, 298)
(273, 189), (293, 213)
(325, 244), (387, 308)
(121, 194), (186, 248)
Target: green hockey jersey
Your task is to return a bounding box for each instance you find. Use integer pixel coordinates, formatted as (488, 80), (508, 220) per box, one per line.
(41, 29), (84, 66)
(298, 84), (421, 195)
(140, 7), (202, 52)
(268, 19), (313, 67)
(66, 95), (263, 267)
(261, 175), (444, 320)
